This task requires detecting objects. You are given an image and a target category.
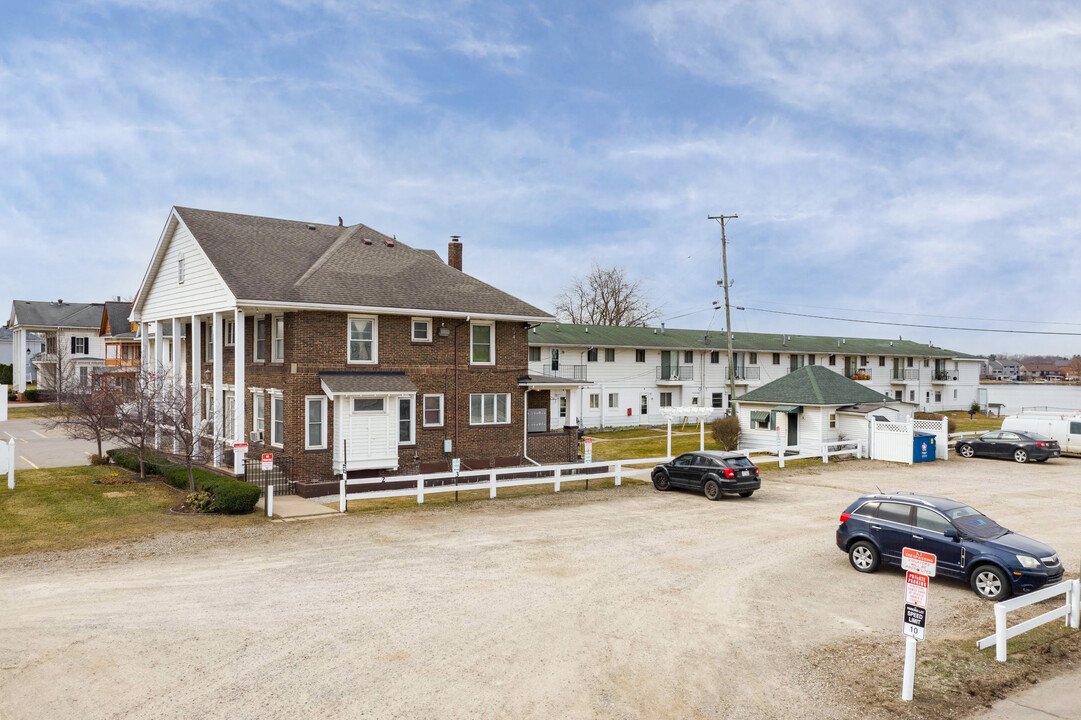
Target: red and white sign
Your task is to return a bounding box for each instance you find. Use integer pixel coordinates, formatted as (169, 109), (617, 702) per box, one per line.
(261, 453), (274, 471)
(905, 571), (929, 608)
(584, 437), (593, 462)
(901, 548), (937, 578)
(233, 442), (248, 452)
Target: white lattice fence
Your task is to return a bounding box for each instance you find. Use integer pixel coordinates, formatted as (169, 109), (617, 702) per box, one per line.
(913, 416), (949, 460)
(870, 418), (915, 464)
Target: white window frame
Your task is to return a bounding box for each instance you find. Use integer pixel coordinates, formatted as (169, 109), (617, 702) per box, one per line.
(586, 348), (598, 362)
(270, 391), (284, 447)
(422, 394), (444, 427)
(411, 317), (432, 343)
(604, 348), (615, 362)
(352, 398), (385, 413)
(224, 319), (235, 347)
(398, 396), (415, 445)
(528, 346), (541, 362)
(469, 393), (510, 425)
(347, 314), (378, 364)
(223, 389), (235, 442)
(252, 390), (265, 436)
(559, 395), (567, 419)
(589, 393), (600, 409)
(73, 336), (88, 354)
(272, 315), (285, 363)
(305, 396), (327, 450)
(829, 412), (837, 429)
(660, 392), (673, 407)
(470, 322), (495, 365)
(178, 253), (185, 284)
(204, 320), (214, 362)
(253, 318), (266, 362)
(608, 392), (619, 409)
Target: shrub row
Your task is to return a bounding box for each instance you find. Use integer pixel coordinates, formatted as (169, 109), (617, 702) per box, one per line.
(0, 363), (11, 386)
(105, 449), (260, 514)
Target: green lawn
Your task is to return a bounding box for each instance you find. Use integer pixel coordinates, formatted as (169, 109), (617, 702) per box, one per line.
(590, 431), (721, 461)
(944, 411), (1004, 433)
(5, 405), (61, 420)
(0, 466), (264, 557)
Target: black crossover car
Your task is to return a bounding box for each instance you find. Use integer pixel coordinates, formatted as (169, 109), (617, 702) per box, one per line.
(837, 492), (1063, 600)
(651, 451), (761, 500)
(956, 431), (1061, 463)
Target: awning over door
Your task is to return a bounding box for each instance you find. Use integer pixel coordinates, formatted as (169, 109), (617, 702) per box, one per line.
(771, 404), (803, 414)
(320, 371), (418, 397)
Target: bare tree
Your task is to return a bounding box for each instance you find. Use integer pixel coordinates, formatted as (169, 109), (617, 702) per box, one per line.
(160, 383), (221, 493)
(553, 263), (659, 327)
(40, 374), (119, 460)
(110, 369), (167, 480)
(39, 331), (80, 407)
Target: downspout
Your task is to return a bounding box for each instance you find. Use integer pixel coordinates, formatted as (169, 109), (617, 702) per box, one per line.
(522, 388), (540, 465)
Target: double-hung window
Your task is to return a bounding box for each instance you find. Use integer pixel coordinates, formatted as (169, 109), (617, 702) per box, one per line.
(177, 254), (185, 284)
(306, 396), (326, 449)
(710, 351), (720, 364)
(73, 336), (88, 354)
(271, 393), (284, 446)
(411, 318), (432, 343)
(223, 390), (235, 441)
(254, 318), (266, 362)
(470, 322), (494, 364)
(224, 320), (235, 347)
(528, 347), (541, 362)
(635, 349), (646, 363)
(711, 392), (724, 408)
(589, 393), (600, 409)
(604, 348), (615, 362)
(398, 397), (415, 444)
(470, 393), (509, 425)
(422, 395), (444, 427)
(348, 316), (377, 363)
(272, 316), (285, 362)
(660, 392), (673, 407)
(253, 392), (265, 437)
(586, 348), (598, 362)
(608, 393), (619, 408)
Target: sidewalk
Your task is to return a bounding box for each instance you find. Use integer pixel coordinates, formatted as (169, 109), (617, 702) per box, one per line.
(255, 493), (341, 522)
(973, 665), (1081, 719)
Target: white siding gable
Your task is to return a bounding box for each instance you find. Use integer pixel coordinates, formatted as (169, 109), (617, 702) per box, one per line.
(139, 216), (234, 320)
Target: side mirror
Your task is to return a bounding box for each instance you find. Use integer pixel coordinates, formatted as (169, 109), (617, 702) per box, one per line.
(944, 528), (960, 542)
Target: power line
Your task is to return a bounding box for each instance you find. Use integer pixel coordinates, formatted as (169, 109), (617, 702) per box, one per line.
(736, 306), (1081, 336)
(752, 301), (1081, 328)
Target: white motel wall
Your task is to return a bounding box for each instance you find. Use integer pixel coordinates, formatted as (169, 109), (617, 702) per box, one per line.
(528, 324), (983, 430)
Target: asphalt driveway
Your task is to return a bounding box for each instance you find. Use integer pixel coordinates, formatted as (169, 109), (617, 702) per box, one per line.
(0, 418), (113, 469)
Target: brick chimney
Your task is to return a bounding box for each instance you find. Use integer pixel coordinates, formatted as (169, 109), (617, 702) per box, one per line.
(448, 236), (462, 271)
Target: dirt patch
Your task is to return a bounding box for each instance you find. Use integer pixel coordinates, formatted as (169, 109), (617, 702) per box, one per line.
(101, 491), (135, 498)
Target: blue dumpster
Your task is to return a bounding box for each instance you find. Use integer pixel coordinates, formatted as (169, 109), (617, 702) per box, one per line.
(913, 431), (936, 463)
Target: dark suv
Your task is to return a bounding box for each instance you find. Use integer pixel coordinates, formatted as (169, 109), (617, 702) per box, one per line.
(652, 451), (760, 500)
(836, 492), (1063, 600)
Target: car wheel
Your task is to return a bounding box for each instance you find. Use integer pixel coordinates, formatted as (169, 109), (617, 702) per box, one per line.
(971, 565), (1011, 601)
(738, 490), (754, 498)
(652, 472), (671, 491)
(1013, 449), (1028, 463)
(958, 444), (975, 458)
(703, 479), (722, 501)
(848, 541), (880, 573)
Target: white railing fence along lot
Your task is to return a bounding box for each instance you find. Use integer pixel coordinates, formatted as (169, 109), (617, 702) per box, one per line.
(976, 579), (1081, 662)
(948, 430), (983, 448)
(3, 437), (14, 489)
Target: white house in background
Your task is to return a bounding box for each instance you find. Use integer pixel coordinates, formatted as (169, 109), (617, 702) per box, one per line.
(734, 365), (916, 455)
(527, 324), (983, 429)
(8, 301), (108, 393)
(0, 327), (45, 383)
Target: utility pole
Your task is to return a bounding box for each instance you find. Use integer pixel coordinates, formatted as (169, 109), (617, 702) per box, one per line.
(709, 214), (738, 413)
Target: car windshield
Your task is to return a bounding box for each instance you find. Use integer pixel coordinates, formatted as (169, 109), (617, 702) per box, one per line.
(946, 505), (1009, 540)
(946, 505), (980, 520)
(728, 457), (755, 468)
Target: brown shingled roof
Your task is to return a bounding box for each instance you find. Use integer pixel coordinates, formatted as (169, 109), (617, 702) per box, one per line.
(174, 207), (552, 320)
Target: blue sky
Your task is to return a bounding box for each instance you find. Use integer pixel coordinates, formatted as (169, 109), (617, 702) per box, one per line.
(2, 1), (1080, 356)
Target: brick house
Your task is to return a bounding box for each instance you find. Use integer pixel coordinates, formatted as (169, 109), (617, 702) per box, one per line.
(130, 207), (579, 496)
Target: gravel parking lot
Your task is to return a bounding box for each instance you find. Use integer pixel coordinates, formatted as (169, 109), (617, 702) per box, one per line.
(1, 457), (1079, 720)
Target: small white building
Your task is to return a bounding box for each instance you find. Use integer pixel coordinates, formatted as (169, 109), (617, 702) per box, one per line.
(735, 365), (915, 454)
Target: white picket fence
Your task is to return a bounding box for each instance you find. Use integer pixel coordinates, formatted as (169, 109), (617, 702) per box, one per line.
(336, 442), (866, 507)
(976, 579), (1081, 662)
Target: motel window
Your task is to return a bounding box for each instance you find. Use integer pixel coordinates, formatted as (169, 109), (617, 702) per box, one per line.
(924, 358), (929, 367)
(935, 391), (942, 402)
(559, 396), (567, 419)
(748, 352), (757, 364)
(710, 351), (720, 364)
(608, 393), (618, 408)
(272, 315), (285, 362)
(711, 393), (724, 409)
(470, 323), (494, 365)
(684, 350), (693, 364)
(879, 356), (886, 367)
(660, 392), (672, 407)
(909, 390), (915, 402)
(635, 349), (646, 363)
(604, 348), (615, 362)
(829, 413), (837, 429)
(423, 395), (444, 427)
(808, 354), (816, 365)
(828, 354), (836, 366)
(953, 389), (958, 400)
(528, 347), (541, 362)
(907, 357), (914, 367)
(589, 393), (600, 409)
(348, 316), (377, 363)
(926, 391), (931, 403)
(398, 397), (414, 444)
(254, 318), (266, 362)
(772, 353), (781, 365)
(860, 356), (868, 365)
(470, 393), (510, 425)
(271, 394), (284, 446)
(411, 318), (432, 343)
(587, 348), (598, 362)
(306, 396), (326, 450)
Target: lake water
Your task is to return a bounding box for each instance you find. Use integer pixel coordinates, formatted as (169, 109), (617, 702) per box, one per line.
(983, 383), (1081, 415)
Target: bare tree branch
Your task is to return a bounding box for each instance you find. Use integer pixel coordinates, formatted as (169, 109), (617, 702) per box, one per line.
(553, 263), (659, 327)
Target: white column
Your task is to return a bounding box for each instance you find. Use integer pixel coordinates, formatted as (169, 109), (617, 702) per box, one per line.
(233, 308), (246, 475)
(140, 322), (150, 375)
(700, 417), (705, 451)
(171, 318), (182, 453)
(212, 311), (223, 467)
(191, 316), (201, 462)
(153, 321), (164, 450)
(13, 329), (26, 393)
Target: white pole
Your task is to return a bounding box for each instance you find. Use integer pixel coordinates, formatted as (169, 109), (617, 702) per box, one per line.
(212, 311), (223, 468)
(901, 636), (917, 701)
(995, 603), (1007, 662)
(615, 461), (622, 486)
(340, 477), (347, 513)
(1071, 579), (1080, 630)
(7, 438), (14, 490)
(233, 308), (246, 475)
(699, 417), (704, 451)
(554, 467), (561, 492)
(0, 384), (7, 422)
(489, 470), (496, 499)
(266, 483), (274, 519)
(417, 474), (424, 504)
(191, 315), (202, 462)
(172, 317), (182, 454)
(666, 420), (672, 458)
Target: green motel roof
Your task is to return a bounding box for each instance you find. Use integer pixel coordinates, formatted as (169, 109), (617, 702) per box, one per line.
(735, 365), (894, 406)
(528, 323), (980, 360)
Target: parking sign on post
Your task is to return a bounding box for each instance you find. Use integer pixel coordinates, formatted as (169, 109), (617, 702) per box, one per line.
(584, 437), (593, 463)
(900, 548), (937, 701)
(261, 453), (274, 471)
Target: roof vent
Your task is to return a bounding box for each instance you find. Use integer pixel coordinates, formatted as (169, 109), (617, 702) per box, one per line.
(362, 237), (373, 245)
(385, 236), (395, 248)
(661, 323), (665, 335)
(584, 327), (589, 333)
(307, 223), (316, 230)
(57, 299), (63, 305)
